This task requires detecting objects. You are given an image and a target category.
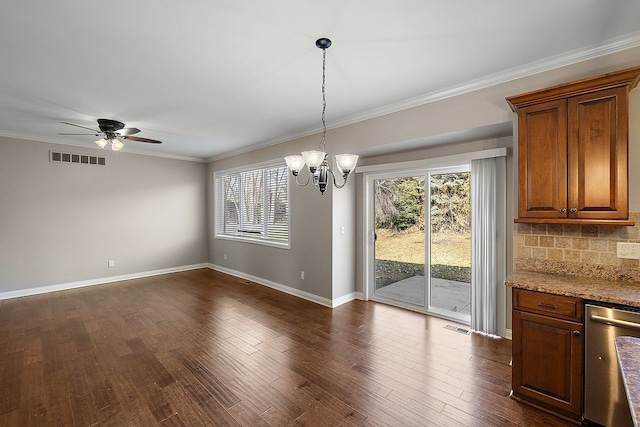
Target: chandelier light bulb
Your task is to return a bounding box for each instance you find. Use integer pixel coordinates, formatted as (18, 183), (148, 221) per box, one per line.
(301, 150), (326, 171)
(285, 155), (305, 174)
(335, 154), (359, 175)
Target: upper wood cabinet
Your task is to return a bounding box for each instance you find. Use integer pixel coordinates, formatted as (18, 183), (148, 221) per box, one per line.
(507, 67), (640, 225)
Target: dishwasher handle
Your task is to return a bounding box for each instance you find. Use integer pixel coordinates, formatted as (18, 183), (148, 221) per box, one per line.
(590, 314), (640, 331)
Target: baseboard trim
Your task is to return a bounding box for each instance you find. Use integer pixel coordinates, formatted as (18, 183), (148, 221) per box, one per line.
(208, 264), (357, 309)
(1, 262), (366, 309)
(0, 263), (210, 301)
(331, 292), (359, 308)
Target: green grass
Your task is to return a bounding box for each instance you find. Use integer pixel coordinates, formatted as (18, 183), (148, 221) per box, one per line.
(374, 229), (471, 287)
(375, 229), (470, 267)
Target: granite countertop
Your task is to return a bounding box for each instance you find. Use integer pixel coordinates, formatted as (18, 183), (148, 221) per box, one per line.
(616, 336), (640, 427)
(505, 270), (640, 308)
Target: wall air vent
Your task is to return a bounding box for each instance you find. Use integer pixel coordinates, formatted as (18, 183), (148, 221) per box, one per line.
(50, 151), (106, 166)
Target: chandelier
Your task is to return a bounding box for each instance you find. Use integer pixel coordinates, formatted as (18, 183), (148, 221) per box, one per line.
(284, 38), (359, 195)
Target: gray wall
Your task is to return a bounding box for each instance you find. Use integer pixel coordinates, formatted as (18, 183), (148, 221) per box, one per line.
(0, 137), (209, 293)
(2, 44), (638, 314)
(208, 45), (640, 316)
(207, 141), (334, 300)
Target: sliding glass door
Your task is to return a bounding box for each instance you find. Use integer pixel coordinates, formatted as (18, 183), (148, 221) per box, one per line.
(369, 166), (471, 324)
(373, 176), (426, 307)
(427, 169), (471, 323)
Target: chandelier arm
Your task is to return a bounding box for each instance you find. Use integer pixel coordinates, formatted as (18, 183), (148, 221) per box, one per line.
(292, 170), (312, 187)
(328, 168), (349, 189)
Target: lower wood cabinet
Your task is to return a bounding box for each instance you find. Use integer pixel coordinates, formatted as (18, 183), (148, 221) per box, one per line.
(512, 288), (584, 423)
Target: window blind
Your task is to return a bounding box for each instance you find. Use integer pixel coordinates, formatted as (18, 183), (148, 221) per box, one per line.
(216, 163), (289, 246)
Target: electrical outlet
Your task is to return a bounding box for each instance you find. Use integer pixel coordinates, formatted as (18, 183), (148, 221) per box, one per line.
(224, 253), (227, 260)
(108, 260), (115, 267)
(617, 242), (640, 259)
(301, 271), (305, 280)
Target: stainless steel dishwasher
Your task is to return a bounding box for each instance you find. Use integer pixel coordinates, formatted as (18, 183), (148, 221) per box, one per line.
(585, 303), (640, 426)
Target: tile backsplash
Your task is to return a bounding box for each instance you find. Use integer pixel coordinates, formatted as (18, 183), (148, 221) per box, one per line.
(514, 213), (640, 282)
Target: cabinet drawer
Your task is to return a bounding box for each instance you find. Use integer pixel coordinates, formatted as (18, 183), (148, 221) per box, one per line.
(513, 288), (583, 321)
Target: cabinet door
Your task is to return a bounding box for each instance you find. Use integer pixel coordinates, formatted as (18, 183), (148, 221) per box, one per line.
(512, 310), (583, 417)
(517, 99), (568, 218)
(568, 87), (628, 219)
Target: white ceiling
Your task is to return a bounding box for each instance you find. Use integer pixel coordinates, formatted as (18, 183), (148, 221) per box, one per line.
(1, 1), (639, 161)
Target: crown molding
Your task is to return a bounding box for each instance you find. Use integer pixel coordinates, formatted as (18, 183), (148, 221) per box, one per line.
(208, 30), (640, 163)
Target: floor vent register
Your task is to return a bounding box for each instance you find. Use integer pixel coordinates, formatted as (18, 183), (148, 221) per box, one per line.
(444, 324), (470, 335)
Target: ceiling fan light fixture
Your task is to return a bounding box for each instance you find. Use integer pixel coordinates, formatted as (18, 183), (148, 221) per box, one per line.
(95, 138), (108, 149)
(111, 138), (124, 151)
(61, 119), (162, 150)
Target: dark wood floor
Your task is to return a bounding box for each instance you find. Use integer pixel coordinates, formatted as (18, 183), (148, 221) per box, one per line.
(0, 269), (573, 426)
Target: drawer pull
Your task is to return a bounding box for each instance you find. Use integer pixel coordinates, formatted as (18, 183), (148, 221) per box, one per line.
(537, 302), (557, 309)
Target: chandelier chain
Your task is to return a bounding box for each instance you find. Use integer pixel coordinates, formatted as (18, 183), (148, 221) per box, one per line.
(320, 47), (327, 152)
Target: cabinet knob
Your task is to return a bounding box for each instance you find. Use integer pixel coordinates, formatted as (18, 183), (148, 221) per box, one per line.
(570, 208), (577, 213)
(573, 330), (581, 337)
(559, 208), (566, 213)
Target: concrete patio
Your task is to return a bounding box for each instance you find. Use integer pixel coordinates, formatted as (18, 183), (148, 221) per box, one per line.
(375, 275), (470, 314)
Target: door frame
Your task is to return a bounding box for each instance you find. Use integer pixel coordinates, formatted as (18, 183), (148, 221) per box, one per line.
(363, 164), (470, 321)
(358, 147), (509, 336)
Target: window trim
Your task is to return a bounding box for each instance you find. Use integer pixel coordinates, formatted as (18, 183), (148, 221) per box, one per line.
(214, 159), (291, 249)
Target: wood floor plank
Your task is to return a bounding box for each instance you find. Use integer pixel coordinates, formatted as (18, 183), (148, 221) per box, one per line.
(20, 360), (43, 402)
(138, 383), (176, 423)
(0, 269), (576, 426)
(79, 350), (119, 412)
(67, 317), (94, 352)
(40, 330), (62, 374)
(20, 327), (43, 366)
(226, 400), (270, 427)
(64, 356), (99, 426)
(171, 348), (240, 409)
(0, 350), (23, 415)
(271, 377), (366, 427)
(43, 369), (75, 427)
(224, 375), (304, 426)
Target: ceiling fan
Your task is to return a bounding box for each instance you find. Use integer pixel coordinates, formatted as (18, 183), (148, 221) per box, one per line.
(60, 118), (162, 151)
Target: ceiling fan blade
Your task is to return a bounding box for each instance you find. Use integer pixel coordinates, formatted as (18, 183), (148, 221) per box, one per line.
(124, 136), (162, 144)
(61, 121), (100, 132)
(58, 133), (100, 136)
(117, 127), (141, 136)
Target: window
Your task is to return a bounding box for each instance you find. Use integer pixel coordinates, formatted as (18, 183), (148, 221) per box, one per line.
(215, 161), (290, 247)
